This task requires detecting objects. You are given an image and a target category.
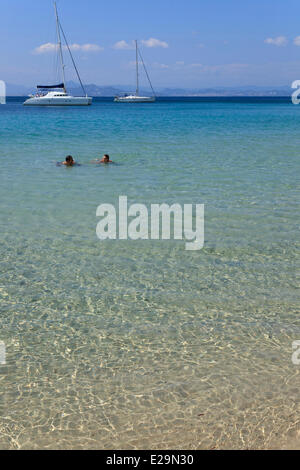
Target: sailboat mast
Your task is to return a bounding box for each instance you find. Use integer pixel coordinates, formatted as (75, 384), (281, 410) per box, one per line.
(138, 48), (156, 98)
(54, 2), (66, 92)
(135, 40), (139, 96)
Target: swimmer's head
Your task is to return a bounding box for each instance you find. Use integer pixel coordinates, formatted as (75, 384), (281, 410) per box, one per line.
(103, 154), (110, 163)
(65, 155), (74, 166)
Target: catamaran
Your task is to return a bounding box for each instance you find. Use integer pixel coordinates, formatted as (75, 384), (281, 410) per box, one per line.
(24, 3), (92, 106)
(114, 40), (156, 103)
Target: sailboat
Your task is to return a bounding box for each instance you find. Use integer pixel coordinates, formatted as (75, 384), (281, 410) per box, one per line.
(24, 2), (92, 106)
(114, 40), (156, 103)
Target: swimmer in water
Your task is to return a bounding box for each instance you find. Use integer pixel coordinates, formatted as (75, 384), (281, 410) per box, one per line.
(57, 155), (80, 167)
(63, 156), (76, 166)
(92, 154), (114, 164)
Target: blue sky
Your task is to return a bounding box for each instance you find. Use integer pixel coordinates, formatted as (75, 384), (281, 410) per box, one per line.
(1, 0), (300, 88)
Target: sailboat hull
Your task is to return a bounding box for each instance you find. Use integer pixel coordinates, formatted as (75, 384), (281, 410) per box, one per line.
(23, 4), (92, 108)
(24, 96), (92, 106)
(114, 95), (155, 103)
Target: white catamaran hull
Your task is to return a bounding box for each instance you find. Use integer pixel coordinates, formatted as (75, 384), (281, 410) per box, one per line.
(24, 96), (92, 106)
(114, 95), (155, 103)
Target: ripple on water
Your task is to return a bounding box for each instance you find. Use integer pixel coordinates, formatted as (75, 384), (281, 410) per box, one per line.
(0, 98), (299, 449)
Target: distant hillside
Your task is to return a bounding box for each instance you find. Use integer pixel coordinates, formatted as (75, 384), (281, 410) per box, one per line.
(6, 82), (292, 97)
(155, 86), (292, 97)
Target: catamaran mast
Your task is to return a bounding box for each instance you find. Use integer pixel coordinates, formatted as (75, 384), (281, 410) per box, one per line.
(135, 40), (139, 96)
(54, 2), (66, 92)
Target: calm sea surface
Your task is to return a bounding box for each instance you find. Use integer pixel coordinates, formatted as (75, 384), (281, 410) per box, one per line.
(0, 97), (299, 449)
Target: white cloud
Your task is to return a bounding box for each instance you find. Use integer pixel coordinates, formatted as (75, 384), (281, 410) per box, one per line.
(33, 43), (103, 54)
(152, 62), (169, 69)
(264, 36), (288, 46)
(293, 36), (300, 46)
(113, 40), (135, 50)
(200, 63), (249, 73)
(34, 43), (57, 54)
(128, 60), (144, 66)
(198, 43), (205, 49)
(141, 38), (169, 48)
(69, 43), (103, 52)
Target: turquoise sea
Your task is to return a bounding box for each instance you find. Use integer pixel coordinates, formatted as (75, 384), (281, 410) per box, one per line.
(0, 97), (299, 449)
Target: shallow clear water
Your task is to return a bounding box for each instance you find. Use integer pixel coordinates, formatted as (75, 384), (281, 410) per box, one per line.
(0, 97), (299, 449)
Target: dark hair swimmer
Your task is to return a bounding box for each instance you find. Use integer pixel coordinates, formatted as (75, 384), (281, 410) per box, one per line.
(101, 154), (112, 163)
(92, 154), (114, 164)
(56, 155), (81, 167)
(63, 155), (75, 166)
